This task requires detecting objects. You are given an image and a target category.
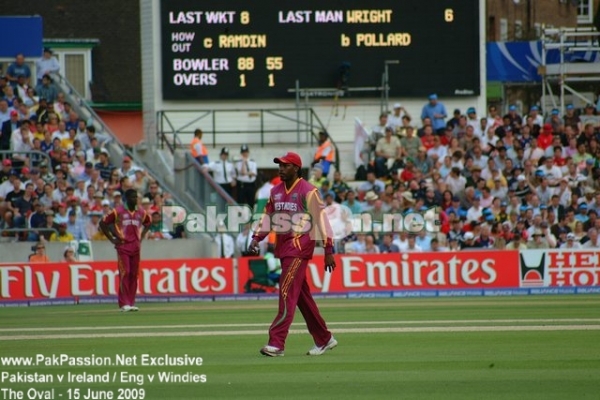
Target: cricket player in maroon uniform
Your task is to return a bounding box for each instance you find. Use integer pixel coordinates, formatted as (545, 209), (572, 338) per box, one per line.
(99, 189), (151, 312)
(249, 152), (338, 357)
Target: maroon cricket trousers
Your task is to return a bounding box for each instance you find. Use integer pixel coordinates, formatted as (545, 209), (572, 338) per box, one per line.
(117, 251), (140, 308)
(268, 257), (332, 350)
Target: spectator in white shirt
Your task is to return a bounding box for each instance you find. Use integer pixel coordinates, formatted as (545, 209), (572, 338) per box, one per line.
(444, 167), (467, 196)
(345, 233), (367, 254)
(35, 48), (60, 84)
(470, 145), (489, 170)
(560, 232), (582, 249)
(528, 106), (544, 127)
(11, 123), (33, 161)
(538, 157), (563, 184)
(52, 121), (70, 141)
(405, 235), (423, 252)
(363, 234), (381, 254)
(466, 196), (483, 223)
(0, 172), (17, 201)
(482, 128), (500, 154)
(120, 156), (140, 179)
(392, 231), (409, 252)
(536, 177), (553, 205)
(582, 228), (600, 248)
(524, 138), (545, 163)
(466, 108), (483, 139)
(554, 178), (572, 207)
(236, 224), (253, 256)
(479, 187), (494, 209)
(426, 135), (447, 163)
(73, 179), (88, 202)
(215, 224), (235, 258)
(387, 103), (408, 132)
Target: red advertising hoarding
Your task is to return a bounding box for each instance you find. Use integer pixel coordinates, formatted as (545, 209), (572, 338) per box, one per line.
(238, 251), (520, 294)
(0, 258), (235, 301)
(3, 249), (598, 303)
(520, 249), (600, 288)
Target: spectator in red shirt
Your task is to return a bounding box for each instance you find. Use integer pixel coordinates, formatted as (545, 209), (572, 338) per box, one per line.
(553, 146), (567, 167)
(420, 125), (436, 150)
(400, 158), (416, 182)
(440, 126), (454, 146)
(537, 124), (554, 150)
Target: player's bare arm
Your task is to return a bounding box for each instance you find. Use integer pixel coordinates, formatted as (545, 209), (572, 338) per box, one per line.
(140, 225), (151, 241)
(98, 219), (124, 245)
(308, 190), (336, 272)
(248, 196), (274, 255)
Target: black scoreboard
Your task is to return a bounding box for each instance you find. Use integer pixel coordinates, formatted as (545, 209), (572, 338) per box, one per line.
(160, 0), (480, 100)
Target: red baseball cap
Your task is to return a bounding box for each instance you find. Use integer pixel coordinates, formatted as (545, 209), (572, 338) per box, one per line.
(543, 123), (553, 132)
(21, 167), (30, 174)
(273, 152), (302, 168)
(123, 156), (132, 162)
(2, 159), (12, 166)
(10, 110), (18, 117)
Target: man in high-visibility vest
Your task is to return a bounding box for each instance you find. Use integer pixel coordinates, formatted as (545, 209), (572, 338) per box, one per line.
(190, 128), (208, 165)
(311, 131), (335, 176)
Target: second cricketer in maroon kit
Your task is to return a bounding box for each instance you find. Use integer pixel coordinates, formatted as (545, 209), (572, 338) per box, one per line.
(99, 189), (151, 312)
(249, 151), (338, 357)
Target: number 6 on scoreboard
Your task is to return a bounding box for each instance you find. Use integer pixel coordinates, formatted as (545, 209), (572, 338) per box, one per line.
(266, 57), (283, 70)
(445, 9), (454, 22)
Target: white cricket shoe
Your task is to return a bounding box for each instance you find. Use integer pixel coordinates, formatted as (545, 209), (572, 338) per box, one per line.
(130, 306), (139, 312)
(120, 305), (133, 312)
(260, 345), (284, 357)
(307, 337), (338, 356)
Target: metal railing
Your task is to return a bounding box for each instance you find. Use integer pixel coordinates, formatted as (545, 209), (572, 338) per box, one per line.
(0, 150), (52, 167)
(51, 73), (116, 143)
(0, 228), (59, 241)
(540, 26), (600, 113)
(182, 153), (237, 213)
(156, 125), (236, 213)
(157, 108), (323, 149)
(157, 108), (340, 171)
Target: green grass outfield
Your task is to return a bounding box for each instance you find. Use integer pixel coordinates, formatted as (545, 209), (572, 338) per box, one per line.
(1, 296), (599, 400)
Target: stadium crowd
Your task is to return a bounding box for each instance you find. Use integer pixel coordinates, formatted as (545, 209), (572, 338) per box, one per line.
(3, 50), (600, 258)
(319, 96), (600, 253)
(226, 96), (600, 255)
(0, 51), (182, 255)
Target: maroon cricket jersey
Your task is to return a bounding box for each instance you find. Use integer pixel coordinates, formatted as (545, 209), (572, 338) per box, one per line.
(102, 206), (151, 255)
(253, 178), (334, 259)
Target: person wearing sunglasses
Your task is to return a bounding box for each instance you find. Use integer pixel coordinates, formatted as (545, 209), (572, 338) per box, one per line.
(29, 242), (50, 263)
